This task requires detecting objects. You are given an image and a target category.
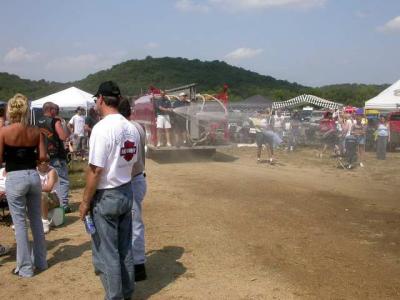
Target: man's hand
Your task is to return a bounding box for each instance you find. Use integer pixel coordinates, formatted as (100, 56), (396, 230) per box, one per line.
(80, 164), (103, 221)
(79, 201), (90, 221)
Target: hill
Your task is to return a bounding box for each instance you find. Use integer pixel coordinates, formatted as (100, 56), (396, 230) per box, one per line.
(75, 56), (306, 101)
(0, 72), (65, 101)
(0, 57), (389, 106)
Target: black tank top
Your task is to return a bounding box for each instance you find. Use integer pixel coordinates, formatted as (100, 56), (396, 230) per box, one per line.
(37, 116), (66, 160)
(4, 145), (38, 172)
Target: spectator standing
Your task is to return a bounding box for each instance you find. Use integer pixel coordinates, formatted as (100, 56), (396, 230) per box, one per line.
(85, 107), (99, 139)
(0, 106), (5, 128)
(352, 115), (367, 167)
(289, 112), (301, 151)
(37, 102), (71, 213)
(273, 110), (285, 139)
(155, 91), (172, 147)
(118, 99), (148, 281)
(318, 112), (337, 158)
(0, 168), (9, 257)
(376, 116), (390, 160)
(79, 81), (140, 300)
(68, 106), (87, 156)
(0, 93), (47, 277)
(172, 92), (190, 147)
(250, 114), (275, 164)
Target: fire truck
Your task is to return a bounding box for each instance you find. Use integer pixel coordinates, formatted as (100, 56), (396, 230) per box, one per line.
(132, 83), (230, 157)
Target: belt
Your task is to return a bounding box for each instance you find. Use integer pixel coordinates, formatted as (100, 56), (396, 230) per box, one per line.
(133, 172), (146, 178)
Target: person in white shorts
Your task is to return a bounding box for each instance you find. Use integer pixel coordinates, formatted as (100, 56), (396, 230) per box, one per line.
(155, 91), (172, 147)
(37, 159), (61, 234)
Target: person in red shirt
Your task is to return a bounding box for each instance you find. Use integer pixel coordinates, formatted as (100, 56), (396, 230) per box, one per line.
(318, 111), (337, 158)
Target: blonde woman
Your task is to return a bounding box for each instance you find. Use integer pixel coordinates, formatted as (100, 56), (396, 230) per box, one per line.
(0, 93), (47, 277)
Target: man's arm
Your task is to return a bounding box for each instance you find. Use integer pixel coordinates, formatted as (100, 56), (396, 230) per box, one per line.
(38, 132), (47, 162)
(55, 119), (69, 141)
(79, 164), (103, 220)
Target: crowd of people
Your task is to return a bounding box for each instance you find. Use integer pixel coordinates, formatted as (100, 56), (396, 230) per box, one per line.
(0, 84), (395, 298)
(0, 81), (148, 300)
(249, 108), (392, 167)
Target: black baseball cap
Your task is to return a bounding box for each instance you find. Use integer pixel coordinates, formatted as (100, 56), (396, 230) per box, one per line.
(94, 81), (121, 98)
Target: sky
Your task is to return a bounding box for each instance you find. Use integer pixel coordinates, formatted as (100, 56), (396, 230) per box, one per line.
(0, 0), (399, 87)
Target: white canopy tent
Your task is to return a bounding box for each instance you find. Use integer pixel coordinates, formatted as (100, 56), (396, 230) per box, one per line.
(31, 86), (95, 110)
(365, 79), (400, 112)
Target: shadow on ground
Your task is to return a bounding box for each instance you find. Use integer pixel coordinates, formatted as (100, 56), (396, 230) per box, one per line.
(47, 240), (91, 267)
(0, 238), (72, 265)
(134, 246), (186, 299)
(151, 150), (237, 164)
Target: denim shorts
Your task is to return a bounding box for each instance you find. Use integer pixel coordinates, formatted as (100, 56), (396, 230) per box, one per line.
(356, 136), (366, 145)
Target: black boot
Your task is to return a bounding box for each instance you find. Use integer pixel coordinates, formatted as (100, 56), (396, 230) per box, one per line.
(134, 264), (147, 281)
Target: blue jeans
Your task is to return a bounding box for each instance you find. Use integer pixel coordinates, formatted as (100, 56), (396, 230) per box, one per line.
(6, 170), (47, 277)
(91, 183), (134, 300)
(50, 158), (69, 207)
(131, 174), (147, 265)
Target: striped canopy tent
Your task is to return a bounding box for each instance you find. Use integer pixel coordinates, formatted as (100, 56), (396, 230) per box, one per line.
(272, 94), (343, 110)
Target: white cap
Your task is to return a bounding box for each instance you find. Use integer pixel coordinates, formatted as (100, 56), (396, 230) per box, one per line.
(179, 92), (187, 97)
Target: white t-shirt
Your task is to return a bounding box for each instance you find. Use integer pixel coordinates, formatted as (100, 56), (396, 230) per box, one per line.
(89, 113), (140, 189)
(345, 119), (353, 137)
(69, 114), (86, 137)
(274, 115), (284, 129)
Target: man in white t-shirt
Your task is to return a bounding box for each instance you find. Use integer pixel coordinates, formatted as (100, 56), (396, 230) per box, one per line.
(79, 81), (140, 300)
(68, 106), (87, 154)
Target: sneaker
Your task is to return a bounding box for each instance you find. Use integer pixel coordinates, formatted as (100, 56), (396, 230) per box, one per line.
(166, 143), (172, 147)
(359, 162), (364, 168)
(257, 158), (261, 163)
(0, 244), (10, 257)
(42, 219), (50, 234)
(63, 206), (72, 214)
(134, 264), (147, 281)
(156, 142), (161, 147)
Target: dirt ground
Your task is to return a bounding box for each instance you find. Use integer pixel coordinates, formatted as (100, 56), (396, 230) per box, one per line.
(1, 146), (400, 299)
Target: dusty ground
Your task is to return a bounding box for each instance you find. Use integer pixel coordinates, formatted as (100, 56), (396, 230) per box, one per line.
(1, 146), (400, 299)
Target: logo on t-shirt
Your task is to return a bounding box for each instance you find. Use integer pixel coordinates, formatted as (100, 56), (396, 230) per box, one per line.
(120, 140), (137, 161)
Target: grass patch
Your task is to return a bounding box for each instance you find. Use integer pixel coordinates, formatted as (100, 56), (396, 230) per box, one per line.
(68, 161), (87, 190)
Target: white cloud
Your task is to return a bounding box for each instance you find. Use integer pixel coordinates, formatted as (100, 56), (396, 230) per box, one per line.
(378, 16), (400, 33)
(175, 0), (210, 13)
(209, 0), (326, 11)
(45, 53), (112, 72)
(145, 42), (160, 49)
(3, 47), (40, 64)
(225, 47), (263, 60)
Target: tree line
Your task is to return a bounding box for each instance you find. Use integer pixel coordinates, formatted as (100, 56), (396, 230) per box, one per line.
(0, 57), (388, 107)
